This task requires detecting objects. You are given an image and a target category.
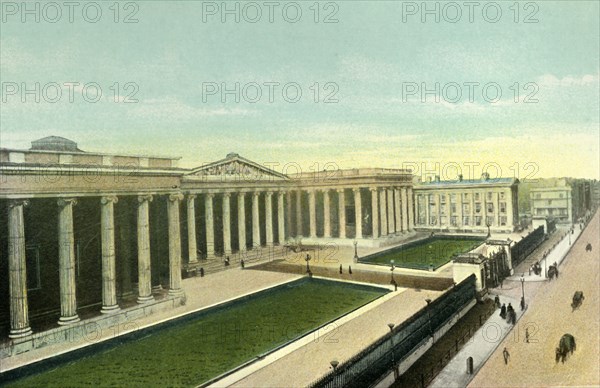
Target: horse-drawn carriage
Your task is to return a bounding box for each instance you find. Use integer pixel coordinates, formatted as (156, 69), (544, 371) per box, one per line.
(586, 243), (593, 252)
(548, 264), (559, 280)
(571, 291), (585, 311)
(556, 334), (576, 363)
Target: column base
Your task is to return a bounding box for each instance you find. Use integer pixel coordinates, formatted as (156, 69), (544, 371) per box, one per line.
(188, 260), (199, 265)
(101, 304), (121, 314)
(9, 326), (33, 339)
(168, 288), (184, 297)
(137, 295), (154, 304)
(152, 285), (163, 292)
(58, 314), (81, 326)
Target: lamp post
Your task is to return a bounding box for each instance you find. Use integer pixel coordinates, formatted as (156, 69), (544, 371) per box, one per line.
(390, 260), (396, 284)
(425, 298), (433, 338)
(305, 253), (311, 274)
(330, 359), (339, 371)
(387, 323), (398, 380)
(353, 240), (359, 261)
(520, 274), (526, 311)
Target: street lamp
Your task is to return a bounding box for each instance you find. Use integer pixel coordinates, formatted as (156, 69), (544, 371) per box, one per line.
(330, 359), (339, 371)
(425, 298), (433, 338)
(520, 274), (526, 311)
(387, 323), (398, 380)
(353, 240), (359, 261)
(305, 254), (311, 274)
(390, 260), (396, 284)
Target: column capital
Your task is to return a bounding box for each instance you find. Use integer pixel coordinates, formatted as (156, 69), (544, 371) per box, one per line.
(352, 187), (361, 193)
(187, 194), (197, 200)
(253, 191), (261, 197)
(265, 191), (274, 197)
(169, 192), (184, 202)
(101, 196), (119, 205)
(8, 199), (30, 208)
(336, 188), (345, 194)
(319, 187), (330, 193)
(222, 192), (231, 199)
(369, 187), (379, 193)
(137, 194), (153, 204)
(57, 198), (78, 207)
(206, 192), (215, 199)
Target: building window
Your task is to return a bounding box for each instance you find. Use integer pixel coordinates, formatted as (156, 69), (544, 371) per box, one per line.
(499, 192), (506, 200)
(559, 193), (564, 198)
(475, 203), (482, 214)
(451, 204), (457, 214)
(26, 245), (42, 291)
(486, 216), (495, 225)
(463, 203), (470, 213)
(450, 194), (456, 203)
(475, 193), (480, 201)
(463, 193), (469, 200)
(536, 193), (541, 199)
(500, 202), (506, 214)
(560, 208), (567, 215)
(500, 216), (507, 226)
(487, 203), (494, 213)
(440, 204), (446, 215)
(440, 216), (447, 225)
(475, 216), (482, 226)
(547, 200), (552, 205)
(537, 209), (543, 215)
(429, 216), (437, 226)
(487, 192), (493, 200)
(450, 216), (458, 226)
(440, 195), (446, 204)
(463, 216), (470, 226)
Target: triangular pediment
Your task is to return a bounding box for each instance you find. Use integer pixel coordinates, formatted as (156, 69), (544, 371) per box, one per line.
(186, 153), (289, 181)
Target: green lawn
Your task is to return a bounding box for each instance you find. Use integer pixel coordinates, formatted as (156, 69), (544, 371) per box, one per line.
(8, 279), (386, 388)
(361, 238), (483, 270)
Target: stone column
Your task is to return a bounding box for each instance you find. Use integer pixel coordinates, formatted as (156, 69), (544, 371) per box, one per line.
(370, 188), (379, 238)
(8, 200), (32, 338)
(436, 193), (442, 227)
(278, 192), (285, 244)
(237, 192), (246, 251)
(252, 192), (261, 248)
(457, 192), (464, 227)
(137, 195), (154, 304)
(353, 188), (363, 239)
(222, 193), (232, 255)
(401, 188), (409, 232)
(57, 198), (80, 324)
(338, 189), (346, 238)
(387, 188), (395, 234)
(168, 193), (184, 297)
(308, 190), (317, 238)
(187, 195), (198, 264)
(295, 190), (303, 237)
(470, 191), (475, 226)
(323, 189), (331, 238)
(493, 191), (499, 226)
(265, 192), (274, 245)
(424, 192), (431, 227)
(204, 193), (215, 257)
(379, 189), (387, 236)
(407, 187), (414, 231)
(445, 193), (451, 228)
(394, 188), (402, 233)
(101, 196), (120, 314)
(506, 189), (514, 230)
(285, 191), (292, 238)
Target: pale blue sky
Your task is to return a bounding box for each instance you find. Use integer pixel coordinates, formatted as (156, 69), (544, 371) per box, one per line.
(1, 1), (598, 179)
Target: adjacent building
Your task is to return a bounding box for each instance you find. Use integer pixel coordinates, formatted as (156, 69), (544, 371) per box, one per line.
(413, 174), (520, 234)
(529, 178), (593, 224)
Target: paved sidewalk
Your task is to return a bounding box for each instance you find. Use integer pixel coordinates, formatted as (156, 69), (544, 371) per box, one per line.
(429, 294), (523, 388)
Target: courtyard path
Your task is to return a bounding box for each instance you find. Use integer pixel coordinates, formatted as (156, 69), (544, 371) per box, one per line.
(227, 288), (443, 388)
(469, 211), (600, 387)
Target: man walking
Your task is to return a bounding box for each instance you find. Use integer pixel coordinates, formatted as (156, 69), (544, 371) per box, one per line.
(503, 347), (510, 365)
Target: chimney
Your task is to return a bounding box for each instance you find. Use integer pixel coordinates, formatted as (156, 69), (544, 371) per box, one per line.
(481, 172), (490, 181)
(435, 175), (440, 182)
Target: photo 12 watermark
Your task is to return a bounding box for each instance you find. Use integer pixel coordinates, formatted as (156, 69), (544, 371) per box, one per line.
(200, 1), (339, 23)
(1, 1), (140, 23)
(400, 2), (540, 24)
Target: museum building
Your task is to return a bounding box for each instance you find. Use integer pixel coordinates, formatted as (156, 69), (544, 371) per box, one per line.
(0, 136), (418, 341)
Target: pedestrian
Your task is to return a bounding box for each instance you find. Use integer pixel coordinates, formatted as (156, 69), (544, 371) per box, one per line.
(503, 348), (510, 364)
(348, 265), (352, 274)
(494, 295), (501, 309)
(241, 259), (245, 269)
(500, 278), (504, 289)
(200, 267), (205, 277)
(339, 264), (343, 274)
(525, 328), (530, 343)
(500, 303), (506, 319)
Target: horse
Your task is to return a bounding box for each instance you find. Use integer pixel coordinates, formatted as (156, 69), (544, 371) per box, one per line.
(555, 334), (576, 363)
(572, 291), (585, 311)
(586, 243), (592, 252)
